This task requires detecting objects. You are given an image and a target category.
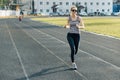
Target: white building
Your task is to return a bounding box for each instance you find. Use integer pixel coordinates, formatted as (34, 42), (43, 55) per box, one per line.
(34, 0), (113, 15)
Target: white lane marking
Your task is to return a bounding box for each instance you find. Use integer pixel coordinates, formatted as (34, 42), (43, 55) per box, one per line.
(26, 20), (120, 69)
(33, 19), (120, 40)
(41, 27), (120, 54)
(33, 28), (120, 70)
(26, 22), (120, 70)
(22, 21), (120, 70)
(83, 30), (120, 40)
(82, 40), (119, 54)
(6, 23), (29, 80)
(15, 23), (88, 80)
(30, 21), (120, 54)
(15, 21), (120, 80)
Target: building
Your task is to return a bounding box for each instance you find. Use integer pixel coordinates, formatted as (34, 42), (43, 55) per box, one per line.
(34, 0), (113, 15)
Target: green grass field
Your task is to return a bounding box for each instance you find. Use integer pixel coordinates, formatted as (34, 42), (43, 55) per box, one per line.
(31, 17), (120, 38)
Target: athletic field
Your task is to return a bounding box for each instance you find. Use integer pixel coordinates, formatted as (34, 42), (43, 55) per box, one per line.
(32, 17), (120, 38)
(0, 17), (120, 80)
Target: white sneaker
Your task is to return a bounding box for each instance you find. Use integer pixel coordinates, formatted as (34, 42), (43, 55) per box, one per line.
(72, 62), (77, 70)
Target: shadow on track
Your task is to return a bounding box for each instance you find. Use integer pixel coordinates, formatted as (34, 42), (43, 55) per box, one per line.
(16, 65), (73, 80)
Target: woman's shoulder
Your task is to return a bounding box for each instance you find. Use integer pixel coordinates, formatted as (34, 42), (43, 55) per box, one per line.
(67, 16), (71, 21)
(77, 16), (83, 22)
(77, 15), (82, 19)
(76, 15), (81, 21)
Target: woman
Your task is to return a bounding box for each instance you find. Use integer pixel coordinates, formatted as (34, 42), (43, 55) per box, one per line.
(64, 6), (85, 70)
(19, 10), (24, 21)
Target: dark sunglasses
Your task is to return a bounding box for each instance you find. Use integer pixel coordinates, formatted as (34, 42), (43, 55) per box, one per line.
(71, 10), (77, 12)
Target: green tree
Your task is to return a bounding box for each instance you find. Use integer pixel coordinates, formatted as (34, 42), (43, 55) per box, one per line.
(75, 2), (84, 13)
(0, 0), (11, 9)
(0, 0), (10, 5)
(51, 4), (58, 13)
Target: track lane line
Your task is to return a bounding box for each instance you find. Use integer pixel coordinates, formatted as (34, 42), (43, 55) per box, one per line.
(36, 20), (120, 40)
(34, 27), (120, 70)
(38, 21), (120, 54)
(21, 21), (120, 70)
(31, 20), (120, 53)
(6, 22), (29, 80)
(15, 22), (88, 80)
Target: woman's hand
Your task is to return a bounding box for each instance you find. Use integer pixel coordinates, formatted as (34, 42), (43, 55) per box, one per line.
(76, 24), (79, 29)
(64, 25), (70, 28)
(76, 24), (84, 29)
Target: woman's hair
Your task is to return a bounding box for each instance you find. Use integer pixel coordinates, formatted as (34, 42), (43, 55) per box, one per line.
(70, 6), (77, 11)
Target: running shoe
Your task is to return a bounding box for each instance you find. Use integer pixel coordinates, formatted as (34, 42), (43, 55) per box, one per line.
(72, 62), (77, 70)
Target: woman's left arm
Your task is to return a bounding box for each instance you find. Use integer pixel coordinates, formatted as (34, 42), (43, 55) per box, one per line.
(76, 17), (85, 29)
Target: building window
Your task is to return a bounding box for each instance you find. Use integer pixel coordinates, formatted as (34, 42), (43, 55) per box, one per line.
(78, 2), (81, 5)
(66, 2), (69, 5)
(72, 2), (75, 5)
(40, 9), (43, 12)
(102, 9), (105, 12)
(40, 2), (43, 5)
(97, 9), (99, 12)
(53, 2), (56, 5)
(46, 9), (49, 12)
(84, 2), (87, 6)
(46, 2), (49, 5)
(102, 2), (105, 5)
(90, 2), (93, 5)
(96, 2), (99, 5)
(108, 2), (110, 5)
(60, 2), (62, 5)
(107, 9), (110, 12)
(66, 9), (69, 12)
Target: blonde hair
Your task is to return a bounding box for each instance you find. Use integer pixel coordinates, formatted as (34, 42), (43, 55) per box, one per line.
(70, 6), (77, 11)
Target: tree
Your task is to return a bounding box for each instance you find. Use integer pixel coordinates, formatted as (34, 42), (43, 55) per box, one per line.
(51, 4), (58, 13)
(75, 2), (84, 13)
(0, 0), (10, 5)
(0, 0), (11, 9)
(32, 0), (34, 13)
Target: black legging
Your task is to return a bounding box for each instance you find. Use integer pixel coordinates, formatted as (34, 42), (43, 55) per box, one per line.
(67, 33), (80, 62)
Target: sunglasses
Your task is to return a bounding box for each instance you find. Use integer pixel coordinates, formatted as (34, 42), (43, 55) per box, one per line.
(71, 10), (77, 12)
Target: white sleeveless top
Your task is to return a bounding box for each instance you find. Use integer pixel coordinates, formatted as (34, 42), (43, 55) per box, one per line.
(68, 16), (81, 34)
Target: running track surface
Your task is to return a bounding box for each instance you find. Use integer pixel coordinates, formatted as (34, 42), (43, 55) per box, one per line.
(0, 18), (120, 80)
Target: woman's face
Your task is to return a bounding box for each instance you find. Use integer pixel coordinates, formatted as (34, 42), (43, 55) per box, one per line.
(71, 8), (77, 14)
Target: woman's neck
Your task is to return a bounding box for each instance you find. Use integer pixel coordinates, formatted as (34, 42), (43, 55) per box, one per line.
(71, 14), (76, 18)
(71, 14), (77, 20)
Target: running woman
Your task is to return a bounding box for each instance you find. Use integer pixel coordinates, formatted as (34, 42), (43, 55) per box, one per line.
(64, 6), (85, 70)
(19, 10), (24, 21)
